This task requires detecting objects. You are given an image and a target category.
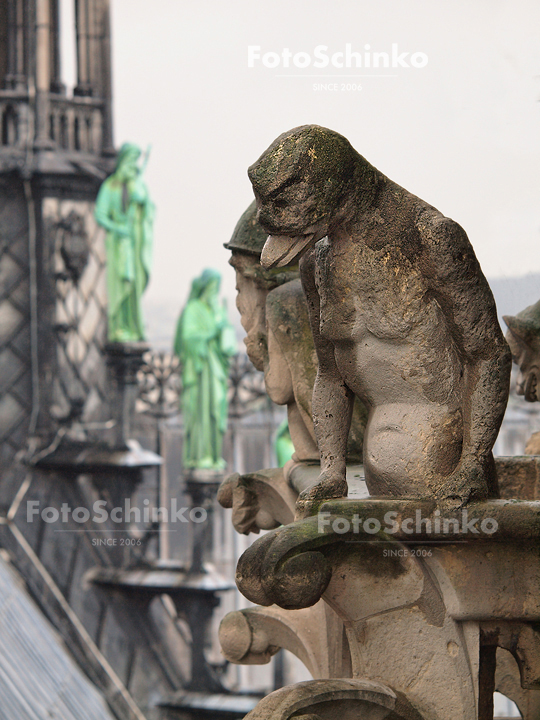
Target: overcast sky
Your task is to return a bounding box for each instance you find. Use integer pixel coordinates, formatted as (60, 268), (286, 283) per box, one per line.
(90, 0), (540, 332)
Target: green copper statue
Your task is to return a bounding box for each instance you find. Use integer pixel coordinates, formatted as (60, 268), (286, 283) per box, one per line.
(95, 143), (154, 343)
(174, 269), (237, 470)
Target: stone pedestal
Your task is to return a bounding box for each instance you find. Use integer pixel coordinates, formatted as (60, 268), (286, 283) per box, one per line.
(222, 489), (540, 720)
(35, 340), (161, 513)
(105, 341), (150, 450)
(88, 563), (234, 693)
(88, 468), (238, 706)
(184, 468), (224, 574)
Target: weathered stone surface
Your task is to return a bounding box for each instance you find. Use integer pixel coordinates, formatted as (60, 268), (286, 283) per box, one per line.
(233, 496), (540, 719)
(217, 468), (296, 534)
(249, 125), (511, 513)
(525, 432), (540, 455)
(221, 201), (367, 533)
(220, 128), (540, 720)
(504, 301), (540, 455)
(219, 601), (350, 679)
(241, 678), (417, 720)
(504, 299), (540, 403)
(495, 647), (540, 719)
(496, 456), (540, 499)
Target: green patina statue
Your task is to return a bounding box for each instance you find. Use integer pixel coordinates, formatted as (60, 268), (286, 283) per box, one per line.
(275, 418), (295, 468)
(95, 143), (154, 343)
(174, 269), (237, 470)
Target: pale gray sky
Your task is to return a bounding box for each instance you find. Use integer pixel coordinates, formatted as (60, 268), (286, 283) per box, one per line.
(94, 0), (539, 330)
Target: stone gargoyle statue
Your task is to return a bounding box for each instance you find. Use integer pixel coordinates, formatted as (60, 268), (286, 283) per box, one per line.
(218, 130), (540, 720)
(504, 299), (540, 454)
(218, 201), (367, 533)
(249, 124), (511, 514)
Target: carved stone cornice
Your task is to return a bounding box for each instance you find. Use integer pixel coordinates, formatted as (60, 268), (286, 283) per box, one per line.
(233, 498), (540, 719)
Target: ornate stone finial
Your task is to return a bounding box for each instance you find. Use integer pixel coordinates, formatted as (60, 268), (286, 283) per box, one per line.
(249, 125), (511, 513)
(95, 143), (154, 343)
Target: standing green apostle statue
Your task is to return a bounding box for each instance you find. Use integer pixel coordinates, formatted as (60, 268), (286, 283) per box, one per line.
(95, 143), (154, 343)
(174, 269), (237, 470)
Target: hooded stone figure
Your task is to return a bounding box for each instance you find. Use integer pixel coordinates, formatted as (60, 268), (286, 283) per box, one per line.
(95, 142), (154, 343)
(249, 125), (511, 514)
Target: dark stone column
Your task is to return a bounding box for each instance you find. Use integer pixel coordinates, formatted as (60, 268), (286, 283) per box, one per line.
(74, 0), (91, 96)
(0, 2), (8, 85)
(99, 0), (114, 155)
(48, 0), (64, 93)
(184, 469), (223, 574)
(105, 341), (150, 450)
(73, 0), (114, 153)
(86, 0), (100, 93)
(5, 0), (27, 90)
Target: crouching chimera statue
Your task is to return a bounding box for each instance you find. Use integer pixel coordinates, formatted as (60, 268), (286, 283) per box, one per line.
(249, 124), (511, 513)
(218, 127), (540, 720)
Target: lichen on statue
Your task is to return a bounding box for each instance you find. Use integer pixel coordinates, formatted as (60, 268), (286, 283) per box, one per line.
(174, 269), (237, 471)
(226, 201), (367, 470)
(249, 125), (511, 514)
(218, 201), (367, 533)
(95, 142), (154, 343)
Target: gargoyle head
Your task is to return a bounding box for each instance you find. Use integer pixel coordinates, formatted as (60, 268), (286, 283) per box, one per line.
(225, 201), (298, 370)
(504, 299), (540, 402)
(248, 125), (376, 269)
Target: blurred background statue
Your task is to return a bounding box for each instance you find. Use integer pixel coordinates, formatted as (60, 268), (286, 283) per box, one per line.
(275, 418), (295, 468)
(95, 142), (154, 343)
(174, 269), (237, 471)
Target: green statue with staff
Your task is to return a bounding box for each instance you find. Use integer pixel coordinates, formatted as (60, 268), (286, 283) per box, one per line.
(174, 269), (237, 471)
(95, 142), (154, 343)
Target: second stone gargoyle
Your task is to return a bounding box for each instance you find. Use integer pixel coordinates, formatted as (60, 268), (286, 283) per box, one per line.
(504, 299), (540, 403)
(218, 201), (367, 533)
(249, 125), (511, 513)
(504, 299), (540, 454)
